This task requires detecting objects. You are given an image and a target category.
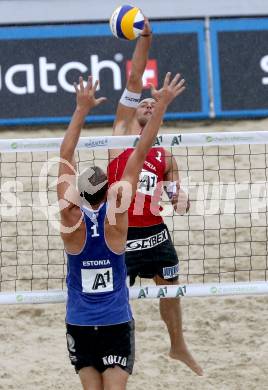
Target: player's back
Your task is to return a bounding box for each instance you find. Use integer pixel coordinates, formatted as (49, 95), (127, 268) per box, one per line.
(66, 202), (132, 326)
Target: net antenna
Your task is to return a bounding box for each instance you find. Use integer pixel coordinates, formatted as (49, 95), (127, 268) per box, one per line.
(1, 132), (268, 304)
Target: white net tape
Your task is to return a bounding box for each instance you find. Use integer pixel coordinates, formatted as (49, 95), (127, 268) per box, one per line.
(1, 131), (268, 153)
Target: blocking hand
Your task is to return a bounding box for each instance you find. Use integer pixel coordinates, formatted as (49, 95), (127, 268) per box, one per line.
(150, 72), (186, 105)
(74, 75), (107, 113)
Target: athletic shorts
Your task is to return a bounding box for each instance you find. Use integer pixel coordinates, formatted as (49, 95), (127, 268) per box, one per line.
(66, 320), (135, 374)
(126, 223), (179, 286)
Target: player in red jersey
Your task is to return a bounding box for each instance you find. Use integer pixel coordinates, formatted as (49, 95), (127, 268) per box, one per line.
(108, 18), (203, 376)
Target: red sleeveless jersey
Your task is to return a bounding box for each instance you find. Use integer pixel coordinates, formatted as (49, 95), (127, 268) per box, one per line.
(108, 147), (166, 227)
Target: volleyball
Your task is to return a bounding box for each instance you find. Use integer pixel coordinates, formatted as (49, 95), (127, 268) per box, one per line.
(109, 5), (145, 40)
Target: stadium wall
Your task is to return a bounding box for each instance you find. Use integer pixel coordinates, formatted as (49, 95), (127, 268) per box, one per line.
(0, 0), (268, 24)
(0, 2), (268, 125)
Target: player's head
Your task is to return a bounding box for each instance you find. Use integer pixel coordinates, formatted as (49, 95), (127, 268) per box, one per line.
(135, 98), (157, 127)
(78, 166), (108, 206)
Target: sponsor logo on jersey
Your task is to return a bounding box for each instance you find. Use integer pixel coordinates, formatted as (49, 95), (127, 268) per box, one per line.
(82, 259), (111, 267)
(126, 229), (168, 251)
(81, 267), (113, 293)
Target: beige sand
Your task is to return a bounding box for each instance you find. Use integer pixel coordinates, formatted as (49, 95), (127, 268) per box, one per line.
(0, 118), (268, 389)
(0, 296), (268, 390)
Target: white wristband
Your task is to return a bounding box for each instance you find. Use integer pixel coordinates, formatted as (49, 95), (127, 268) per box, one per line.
(166, 181), (179, 199)
(119, 89), (141, 108)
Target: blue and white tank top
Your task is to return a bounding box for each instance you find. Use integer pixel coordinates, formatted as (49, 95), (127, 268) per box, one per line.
(66, 202), (132, 326)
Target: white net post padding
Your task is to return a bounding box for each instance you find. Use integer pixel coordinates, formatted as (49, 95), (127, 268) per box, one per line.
(0, 130), (268, 303)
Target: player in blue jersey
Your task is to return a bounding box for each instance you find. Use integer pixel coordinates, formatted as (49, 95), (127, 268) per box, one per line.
(57, 71), (185, 390)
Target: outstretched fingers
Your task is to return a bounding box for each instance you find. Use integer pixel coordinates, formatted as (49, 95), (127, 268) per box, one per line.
(74, 74), (107, 107)
(79, 76), (84, 93)
(166, 72), (186, 96)
(163, 72), (171, 87)
(174, 78), (186, 96)
(73, 82), (79, 94)
(95, 97), (107, 106)
(92, 80), (107, 105)
(86, 75), (93, 91)
(92, 79), (99, 93)
(149, 82), (158, 99)
(91, 78), (107, 106)
(170, 73), (181, 87)
(177, 78), (186, 88)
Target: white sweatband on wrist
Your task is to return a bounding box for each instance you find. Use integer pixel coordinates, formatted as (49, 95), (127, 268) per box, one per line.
(119, 88), (141, 108)
(166, 181), (178, 199)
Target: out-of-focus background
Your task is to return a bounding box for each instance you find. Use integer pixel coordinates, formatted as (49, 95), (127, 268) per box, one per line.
(0, 0), (268, 127)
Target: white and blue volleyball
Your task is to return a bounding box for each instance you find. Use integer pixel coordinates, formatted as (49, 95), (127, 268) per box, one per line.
(109, 5), (145, 40)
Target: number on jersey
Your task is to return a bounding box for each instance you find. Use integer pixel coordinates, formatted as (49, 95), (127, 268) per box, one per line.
(155, 150), (162, 162)
(91, 224), (99, 237)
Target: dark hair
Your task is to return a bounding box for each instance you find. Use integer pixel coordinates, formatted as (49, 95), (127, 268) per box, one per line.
(81, 182), (108, 206)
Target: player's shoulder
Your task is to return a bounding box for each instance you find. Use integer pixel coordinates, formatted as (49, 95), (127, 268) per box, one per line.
(108, 148), (132, 167)
(162, 147), (171, 157)
(150, 146), (170, 154)
(111, 148), (134, 159)
(154, 147), (172, 160)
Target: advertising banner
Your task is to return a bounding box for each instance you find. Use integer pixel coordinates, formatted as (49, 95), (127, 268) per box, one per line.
(210, 18), (268, 118)
(0, 21), (209, 126)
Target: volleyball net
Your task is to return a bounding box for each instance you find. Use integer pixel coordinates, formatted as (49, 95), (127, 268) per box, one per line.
(1, 131), (268, 304)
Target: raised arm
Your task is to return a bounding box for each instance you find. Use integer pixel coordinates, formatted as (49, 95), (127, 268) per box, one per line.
(122, 73), (186, 198)
(57, 76), (106, 232)
(112, 17), (152, 138)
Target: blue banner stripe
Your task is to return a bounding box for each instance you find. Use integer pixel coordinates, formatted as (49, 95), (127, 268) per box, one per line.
(0, 20), (206, 39)
(0, 111), (209, 126)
